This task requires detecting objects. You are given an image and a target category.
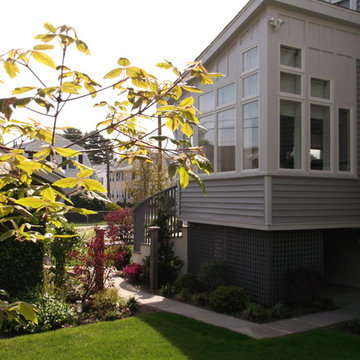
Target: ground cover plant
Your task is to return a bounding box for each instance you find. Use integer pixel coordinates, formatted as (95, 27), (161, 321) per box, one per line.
(1, 312), (360, 360)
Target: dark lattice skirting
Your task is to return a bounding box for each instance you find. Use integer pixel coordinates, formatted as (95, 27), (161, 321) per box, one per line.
(188, 223), (323, 305)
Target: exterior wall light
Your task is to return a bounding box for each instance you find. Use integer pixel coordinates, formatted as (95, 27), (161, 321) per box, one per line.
(268, 17), (285, 30)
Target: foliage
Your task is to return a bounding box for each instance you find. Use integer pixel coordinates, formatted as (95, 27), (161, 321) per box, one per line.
(104, 208), (133, 243)
(160, 283), (176, 298)
(68, 228), (113, 300)
(242, 302), (266, 321)
(144, 209), (183, 286)
(174, 273), (205, 295)
(24, 293), (75, 333)
(70, 190), (109, 211)
(49, 222), (82, 288)
(83, 131), (114, 165)
(195, 292), (211, 307)
(0, 289), (38, 331)
(61, 127), (84, 144)
(105, 202), (122, 211)
(0, 23), (217, 243)
(124, 296), (139, 314)
(208, 285), (248, 313)
(197, 259), (228, 291)
(91, 288), (121, 320)
(125, 156), (172, 206)
(122, 263), (146, 283)
(268, 303), (286, 320)
(286, 267), (325, 306)
(109, 245), (132, 271)
(0, 237), (44, 298)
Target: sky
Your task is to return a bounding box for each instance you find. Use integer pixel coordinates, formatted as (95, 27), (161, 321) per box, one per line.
(0, 0), (248, 135)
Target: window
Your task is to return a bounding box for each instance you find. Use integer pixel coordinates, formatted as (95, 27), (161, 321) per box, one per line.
(280, 72), (301, 95)
(217, 83), (235, 106)
(280, 45), (301, 68)
(311, 78), (330, 100)
(199, 114), (215, 166)
(243, 101), (259, 169)
(339, 108), (351, 172)
(243, 46), (258, 73)
(280, 100), (302, 169)
(217, 109), (236, 172)
(199, 91), (215, 112)
(310, 104), (331, 170)
(243, 73), (258, 98)
(78, 154), (83, 164)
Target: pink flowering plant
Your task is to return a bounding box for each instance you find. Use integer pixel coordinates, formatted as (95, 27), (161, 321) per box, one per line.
(122, 263), (146, 283)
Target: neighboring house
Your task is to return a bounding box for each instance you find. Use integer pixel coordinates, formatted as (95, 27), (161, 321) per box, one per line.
(18, 134), (95, 179)
(171, 0), (360, 305)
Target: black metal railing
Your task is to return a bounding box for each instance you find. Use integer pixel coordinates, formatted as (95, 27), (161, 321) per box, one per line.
(133, 185), (182, 252)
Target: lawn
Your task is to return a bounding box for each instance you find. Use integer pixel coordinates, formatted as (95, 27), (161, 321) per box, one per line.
(1, 312), (360, 360)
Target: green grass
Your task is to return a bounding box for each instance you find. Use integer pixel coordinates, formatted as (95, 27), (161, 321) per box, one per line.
(1, 312), (360, 360)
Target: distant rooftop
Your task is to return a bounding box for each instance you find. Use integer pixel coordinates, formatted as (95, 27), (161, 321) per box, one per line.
(322, 0), (360, 11)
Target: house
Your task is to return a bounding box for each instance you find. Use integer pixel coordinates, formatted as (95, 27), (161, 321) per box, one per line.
(18, 134), (94, 179)
(166, 0), (360, 305)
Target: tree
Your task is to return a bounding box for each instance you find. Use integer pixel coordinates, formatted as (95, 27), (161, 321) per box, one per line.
(83, 131), (114, 164)
(61, 127), (84, 144)
(0, 22), (217, 243)
(125, 155), (171, 205)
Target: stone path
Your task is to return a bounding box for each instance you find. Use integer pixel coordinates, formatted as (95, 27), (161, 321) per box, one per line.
(114, 276), (360, 339)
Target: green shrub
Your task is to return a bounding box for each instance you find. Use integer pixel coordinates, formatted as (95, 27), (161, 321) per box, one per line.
(268, 303), (286, 319)
(70, 191), (108, 211)
(209, 285), (248, 313)
(50, 222), (82, 288)
(106, 202), (122, 211)
(174, 273), (205, 295)
(286, 267), (325, 305)
(160, 283), (176, 298)
(26, 293), (75, 333)
(124, 296), (139, 314)
(92, 288), (120, 320)
(242, 302), (266, 321)
(195, 292), (211, 307)
(0, 238), (44, 298)
(198, 259), (228, 291)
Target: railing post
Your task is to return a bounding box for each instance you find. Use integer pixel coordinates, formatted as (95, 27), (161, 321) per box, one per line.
(149, 226), (160, 292)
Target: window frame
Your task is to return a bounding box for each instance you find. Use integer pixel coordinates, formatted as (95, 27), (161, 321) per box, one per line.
(309, 76), (333, 103)
(337, 106), (354, 174)
(279, 43), (304, 72)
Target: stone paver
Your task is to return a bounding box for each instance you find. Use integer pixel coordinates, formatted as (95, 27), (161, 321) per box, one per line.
(114, 276), (360, 339)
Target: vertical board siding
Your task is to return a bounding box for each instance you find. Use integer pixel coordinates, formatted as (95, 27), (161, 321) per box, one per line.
(272, 176), (360, 225)
(180, 176), (265, 227)
(357, 59), (360, 177)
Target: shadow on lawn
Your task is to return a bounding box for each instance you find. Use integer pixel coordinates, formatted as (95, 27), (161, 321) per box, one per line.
(138, 312), (360, 360)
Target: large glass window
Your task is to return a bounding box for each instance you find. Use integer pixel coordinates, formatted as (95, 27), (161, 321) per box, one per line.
(339, 108), (351, 172)
(310, 104), (331, 171)
(280, 72), (301, 95)
(280, 100), (302, 169)
(311, 78), (330, 100)
(199, 91), (215, 113)
(217, 83), (236, 107)
(199, 114), (215, 166)
(243, 101), (259, 169)
(280, 45), (302, 68)
(243, 46), (258, 72)
(243, 73), (258, 98)
(218, 109), (236, 172)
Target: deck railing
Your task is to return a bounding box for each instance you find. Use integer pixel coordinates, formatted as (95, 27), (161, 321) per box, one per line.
(133, 185), (182, 252)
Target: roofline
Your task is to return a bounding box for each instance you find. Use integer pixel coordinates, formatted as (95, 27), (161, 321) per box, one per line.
(196, 0), (360, 65)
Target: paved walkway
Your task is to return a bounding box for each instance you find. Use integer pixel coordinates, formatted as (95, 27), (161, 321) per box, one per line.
(114, 276), (360, 339)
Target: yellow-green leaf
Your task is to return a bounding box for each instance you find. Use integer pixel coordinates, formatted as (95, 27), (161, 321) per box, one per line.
(33, 44), (54, 50)
(32, 51), (56, 69)
(80, 179), (106, 192)
(44, 22), (56, 32)
(14, 197), (45, 209)
(34, 34), (55, 42)
(181, 85), (203, 94)
(77, 169), (93, 178)
(17, 161), (42, 174)
(180, 97), (194, 107)
(76, 40), (90, 55)
(12, 87), (36, 95)
(61, 82), (81, 94)
(71, 207), (97, 215)
(156, 62), (172, 69)
(181, 122), (193, 137)
(4, 61), (20, 78)
(52, 178), (79, 188)
(40, 187), (56, 202)
(178, 167), (190, 189)
(55, 147), (80, 158)
(118, 58), (130, 66)
(34, 148), (51, 159)
(104, 68), (123, 79)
